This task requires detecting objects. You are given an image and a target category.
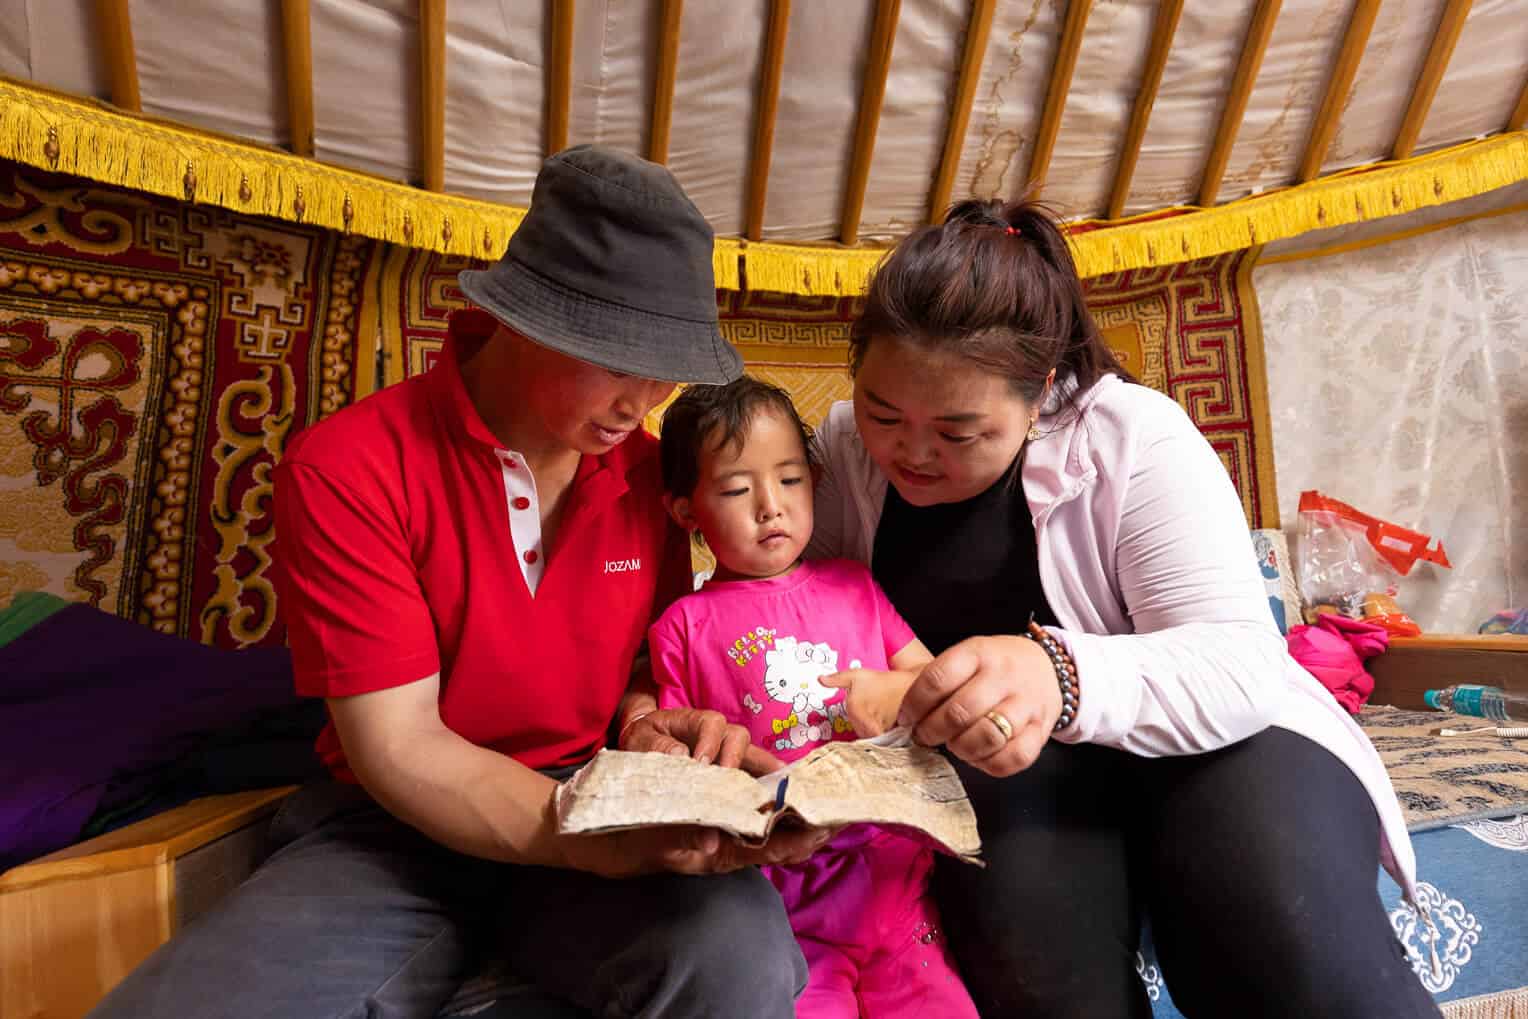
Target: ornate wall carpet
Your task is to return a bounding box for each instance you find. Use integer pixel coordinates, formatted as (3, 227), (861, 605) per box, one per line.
(0, 161), (380, 648)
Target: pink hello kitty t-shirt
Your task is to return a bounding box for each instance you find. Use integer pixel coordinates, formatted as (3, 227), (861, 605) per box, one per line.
(648, 558), (916, 762)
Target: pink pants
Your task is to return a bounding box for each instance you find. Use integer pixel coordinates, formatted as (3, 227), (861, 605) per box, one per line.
(764, 826), (978, 1019)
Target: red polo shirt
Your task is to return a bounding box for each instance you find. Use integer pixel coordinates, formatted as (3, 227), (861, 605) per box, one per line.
(273, 309), (689, 778)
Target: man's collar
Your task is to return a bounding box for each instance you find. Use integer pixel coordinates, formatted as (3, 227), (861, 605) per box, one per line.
(430, 308), (640, 503)
(429, 308), (515, 451)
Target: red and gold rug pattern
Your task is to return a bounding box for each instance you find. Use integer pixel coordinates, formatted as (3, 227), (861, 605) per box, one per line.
(1083, 251), (1278, 529)
(0, 163), (378, 647)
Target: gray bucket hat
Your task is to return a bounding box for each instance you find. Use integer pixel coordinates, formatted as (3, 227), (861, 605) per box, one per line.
(458, 145), (744, 385)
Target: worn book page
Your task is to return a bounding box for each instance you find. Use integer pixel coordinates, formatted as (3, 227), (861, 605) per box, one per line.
(554, 749), (774, 841)
(556, 731), (982, 863)
(780, 740), (982, 863)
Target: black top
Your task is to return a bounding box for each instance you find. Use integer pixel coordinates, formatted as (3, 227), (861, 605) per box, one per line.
(871, 454), (1058, 655)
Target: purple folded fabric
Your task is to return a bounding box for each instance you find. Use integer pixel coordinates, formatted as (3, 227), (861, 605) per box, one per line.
(0, 602), (298, 870)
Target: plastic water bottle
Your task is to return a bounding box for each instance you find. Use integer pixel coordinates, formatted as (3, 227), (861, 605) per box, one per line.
(1423, 684), (1528, 722)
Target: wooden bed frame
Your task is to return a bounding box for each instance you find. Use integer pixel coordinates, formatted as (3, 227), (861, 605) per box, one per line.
(0, 786), (295, 1019)
(3, 635), (1524, 1018)
(1366, 634), (1528, 709)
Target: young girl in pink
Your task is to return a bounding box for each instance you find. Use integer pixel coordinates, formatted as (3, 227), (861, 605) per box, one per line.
(648, 377), (979, 1019)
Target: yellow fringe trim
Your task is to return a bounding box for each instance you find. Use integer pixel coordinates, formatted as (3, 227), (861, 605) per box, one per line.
(712, 237), (742, 291)
(740, 240), (887, 298)
(0, 76), (522, 260)
(1, 76), (1524, 294)
(1068, 133), (1528, 279)
(1257, 199), (1528, 266)
(736, 133), (1527, 294)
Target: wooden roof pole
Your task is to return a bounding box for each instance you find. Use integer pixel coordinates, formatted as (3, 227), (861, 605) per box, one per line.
(95, 0), (141, 112)
(744, 0), (791, 241)
(547, 0), (575, 156)
(840, 0), (902, 246)
(1026, 0), (1094, 195)
(418, 0), (446, 190)
(1106, 0), (1182, 220)
(928, 0), (997, 224)
(1392, 0), (1472, 159)
(1296, 0), (1380, 182)
(281, 0), (316, 157)
(648, 0), (683, 164)
(1198, 0), (1281, 207)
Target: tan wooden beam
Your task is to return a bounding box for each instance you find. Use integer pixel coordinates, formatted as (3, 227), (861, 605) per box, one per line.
(928, 0), (997, 223)
(1511, 74), (1528, 132)
(1393, 0), (1471, 159)
(280, 0), (315, 157)
(1027, 0), (1094, 195)
(418, 0), (447, 190)
(1296, 0), (1380, 182)
(1198, 0), (1281, 207)
(648, 0), (683, 163)
(745, 0), (791, 241)
(1369, 635), (1528, 710)
(841, 0), (902, 245)
(95, 0), (140, 112)
(547, 0), (575, 156)
(1106, 0), (1182, 219)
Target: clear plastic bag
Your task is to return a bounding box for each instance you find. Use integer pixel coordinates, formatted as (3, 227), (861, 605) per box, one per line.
(1295, 491), (1452, 637)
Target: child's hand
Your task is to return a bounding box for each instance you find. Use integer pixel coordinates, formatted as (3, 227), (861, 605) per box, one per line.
(820, 669), (917, 737)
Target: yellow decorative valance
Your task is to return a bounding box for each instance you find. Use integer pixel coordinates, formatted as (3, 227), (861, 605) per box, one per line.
(2, 77), (1523, 296)
(753, 133), (1528, 293)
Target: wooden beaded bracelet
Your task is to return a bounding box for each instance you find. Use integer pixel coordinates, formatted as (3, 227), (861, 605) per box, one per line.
(1026, 613), (1079, 731)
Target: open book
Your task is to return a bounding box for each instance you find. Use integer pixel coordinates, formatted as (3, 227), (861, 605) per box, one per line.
(554, 730), (982, 863)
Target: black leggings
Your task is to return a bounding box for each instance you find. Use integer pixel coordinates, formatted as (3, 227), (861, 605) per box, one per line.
(933, 727), (1442, 1018)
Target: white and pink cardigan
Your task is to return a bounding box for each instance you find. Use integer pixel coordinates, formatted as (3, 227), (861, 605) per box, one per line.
(807, 373), (1418, 903)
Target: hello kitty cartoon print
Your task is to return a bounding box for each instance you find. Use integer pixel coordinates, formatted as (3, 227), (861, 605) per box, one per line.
(764, 636), (841, 714)
(646, 559), (918, 763)
(763, 636), (859, 751)
(770, 703), (854, 751)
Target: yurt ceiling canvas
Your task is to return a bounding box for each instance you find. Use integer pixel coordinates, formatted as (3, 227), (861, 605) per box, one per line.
(0, 0), (1524, 287)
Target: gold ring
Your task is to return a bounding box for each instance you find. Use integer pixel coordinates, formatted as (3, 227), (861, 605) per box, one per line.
(985, 709), (1014, 742)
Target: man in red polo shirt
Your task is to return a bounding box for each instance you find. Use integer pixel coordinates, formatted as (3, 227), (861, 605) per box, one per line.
(90, 148), (818, 1019)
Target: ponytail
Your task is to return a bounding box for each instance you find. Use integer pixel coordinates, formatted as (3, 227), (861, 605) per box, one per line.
(850, 199), (1132, 410)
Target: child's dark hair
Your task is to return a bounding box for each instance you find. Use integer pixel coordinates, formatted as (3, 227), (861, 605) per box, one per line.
(660, 376), (817, 498)
(850, 199), (1132, 414)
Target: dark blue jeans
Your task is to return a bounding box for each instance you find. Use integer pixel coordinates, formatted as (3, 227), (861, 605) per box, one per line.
(88, 780), (805, 1019)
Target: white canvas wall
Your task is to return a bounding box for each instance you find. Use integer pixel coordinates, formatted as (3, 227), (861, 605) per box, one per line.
(1255, 206), (1528, 633)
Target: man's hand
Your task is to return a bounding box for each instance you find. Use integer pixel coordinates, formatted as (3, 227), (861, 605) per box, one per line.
(621, 706), (783, 776)
(819, 668), (916, 737)
(559, 821), (835, 878)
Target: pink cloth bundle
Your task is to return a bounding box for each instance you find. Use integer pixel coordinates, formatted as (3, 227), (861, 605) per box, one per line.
(1286, 614), (1389, 714)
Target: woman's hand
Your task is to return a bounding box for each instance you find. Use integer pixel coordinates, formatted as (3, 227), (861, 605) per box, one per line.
(820, 669), (917, 737)
(896, 635), (1063, 777)
(620, 706), (784, 776)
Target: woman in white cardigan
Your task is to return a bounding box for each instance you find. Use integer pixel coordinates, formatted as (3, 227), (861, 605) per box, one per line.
(810, 200), (1440, 1017)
